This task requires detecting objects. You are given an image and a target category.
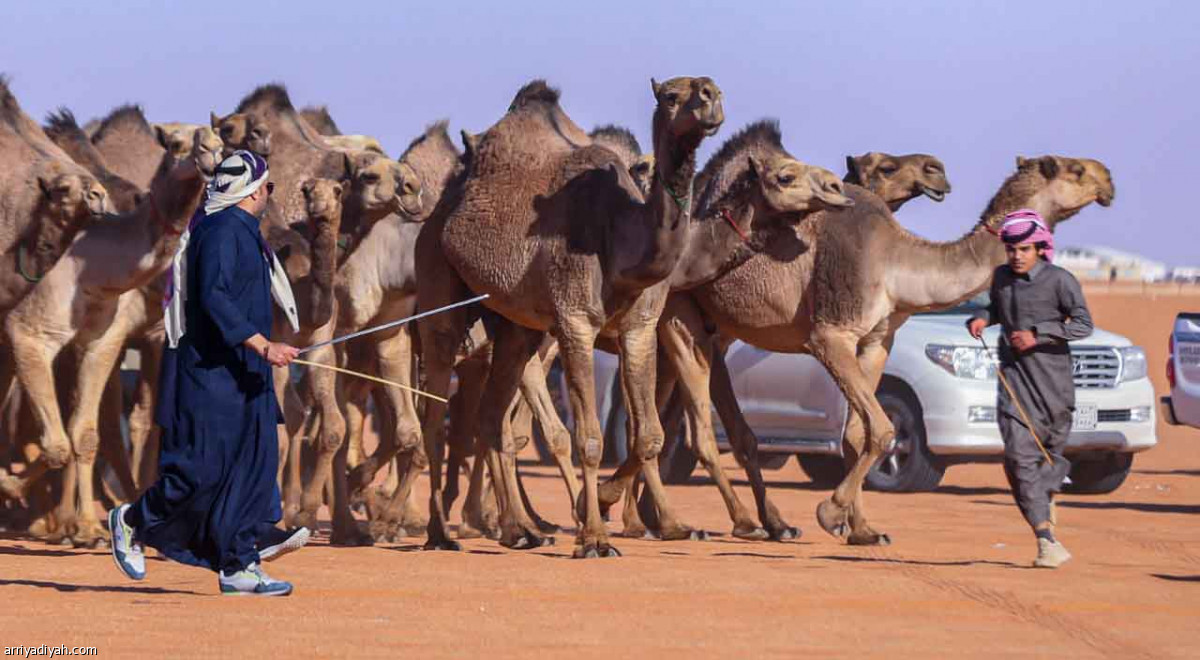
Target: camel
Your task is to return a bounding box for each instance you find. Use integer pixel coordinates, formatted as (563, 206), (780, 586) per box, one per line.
(0, 79), (109, 499)
(275, 152), (422, 544)
(2, 127), (222, 545)
(410, 77), (725, 557)
(300, 106), (340, 136)
(603, 147), (954, 540)
(44, 110), (143, 212)
(90, 105), (167, 190)
(588, 125), (654, 197)
(650, 154), (1113, 547)
(298, 104), (387, 154)
(292, 122), (458, 543)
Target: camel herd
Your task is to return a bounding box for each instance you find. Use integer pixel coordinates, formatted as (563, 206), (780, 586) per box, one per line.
(0, 74), (1115, 558)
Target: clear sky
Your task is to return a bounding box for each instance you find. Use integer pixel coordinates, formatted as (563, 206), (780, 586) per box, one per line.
(3, 1), (1196, 266)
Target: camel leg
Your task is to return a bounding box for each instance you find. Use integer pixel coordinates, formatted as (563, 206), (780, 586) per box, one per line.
(843, 335), (894, 544)
(506, 393), (559, 534)
(556, 318), (618, 558)
(656, 311), (763, 539)
(65, 327), (134, 547)
(8, 326), (72, 480)
(341, 373), (375, 503)
(446, 354), (495, 539)
(98, 366), (136, 504)
(302, 341), (366, 545)
(127, 341), (162, 492)
(517, 350), (580, 526)
(809, 326), (895, 546)
(476, 319), (549, 549)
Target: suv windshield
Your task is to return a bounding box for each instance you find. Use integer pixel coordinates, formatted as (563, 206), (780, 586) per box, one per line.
(920, 291), (990, 316)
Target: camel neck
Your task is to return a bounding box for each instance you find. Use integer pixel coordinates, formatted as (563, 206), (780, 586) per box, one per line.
(306, 215), (341, 329)
(669, 185), (767, 291)
(615, 133), (699, 288)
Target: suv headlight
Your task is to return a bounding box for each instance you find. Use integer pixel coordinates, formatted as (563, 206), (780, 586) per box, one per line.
(1118, 346), (1148, 383)
(925, 344), (997, 380)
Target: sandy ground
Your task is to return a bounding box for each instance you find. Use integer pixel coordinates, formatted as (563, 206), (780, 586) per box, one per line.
(2, 293), (1199, 658)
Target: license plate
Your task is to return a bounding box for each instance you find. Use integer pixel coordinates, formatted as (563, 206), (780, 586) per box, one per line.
(1074, 403), (1098, 431)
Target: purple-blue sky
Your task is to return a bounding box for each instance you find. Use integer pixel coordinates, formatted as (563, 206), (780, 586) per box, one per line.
(4, 1), (1196, 265)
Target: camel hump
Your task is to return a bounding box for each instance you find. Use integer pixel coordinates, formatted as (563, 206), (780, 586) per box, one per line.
(509, 80), (561, 112)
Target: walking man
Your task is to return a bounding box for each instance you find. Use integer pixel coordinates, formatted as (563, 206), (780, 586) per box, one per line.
(109, 150), (303, 595)
(968, 209), (1093, 568)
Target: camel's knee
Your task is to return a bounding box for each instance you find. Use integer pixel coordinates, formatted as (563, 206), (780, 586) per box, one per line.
(576, 434), (603, 468)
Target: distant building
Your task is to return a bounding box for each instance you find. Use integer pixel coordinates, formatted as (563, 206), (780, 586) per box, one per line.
(1171, 266), (1200, 283)
(1057, 245), (1169, 282)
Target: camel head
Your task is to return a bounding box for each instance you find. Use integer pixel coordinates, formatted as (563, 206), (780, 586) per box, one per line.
(1010, 155), (1115, 226)
(210, 110), (272, 158)
(651, 77), (724, 144)
(187, 126), (223, 179)
(301, 178), (345, 237)
(844, 152), (951, 211)
(748, 154), (854, 216)
(630, 155), (655, 198)
(37, 170), (109, 227)
(342, 151), (423, 225)
(154, 124), (206, 162)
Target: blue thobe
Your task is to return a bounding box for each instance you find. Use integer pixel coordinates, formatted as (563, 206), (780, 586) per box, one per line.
(129, 206), (283, 573)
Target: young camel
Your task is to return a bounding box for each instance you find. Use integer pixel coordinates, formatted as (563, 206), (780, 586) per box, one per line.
(653, 154), (1113, 546)
(413, 77), (725, 557)
(3, 128), (222, 545)
(605, 148), (954, 540)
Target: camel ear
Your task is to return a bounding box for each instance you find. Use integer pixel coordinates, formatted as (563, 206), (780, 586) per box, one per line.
(1016, 156), (1031, 170)
(332, 182), (344, 199)
(747, 155), (764, 181)
(650, 78), (662, 99)
(844, 155), (863, 184)
(631, 160), (651, 178)
(342, 152), (355, 179)
(154, 125), (168, 149)
(1038, 156), (1060, 180)
(210, 111), (221, 130)
(301, 179), (315, 199)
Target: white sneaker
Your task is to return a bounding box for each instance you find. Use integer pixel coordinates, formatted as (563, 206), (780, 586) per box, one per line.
(108, 504), (146, 580)
(258, 526), (310, 562)
(219, 563), (293, 596)
(1033, 537), (1072, 569)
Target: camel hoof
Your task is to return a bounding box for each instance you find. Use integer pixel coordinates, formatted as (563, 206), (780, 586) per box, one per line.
(689, 530), (710, 542)
(503, 531), (553, 551)
(659, 525), (701, 542)
(457, 523), (484, 540)
(572, 543), (620, 559)
(331, 527), (375, 547)
(733, 525), (770, 541)
(769, 526), (802, 542)
(847, 531), (891, 546)
(816, 499), (850, 539)
(424, 538), (462, 552)
(534, 519), (562, 535)
(598, 544), (621, 558)
(618, 523), (649, 539)
(292, 510), (319, 533)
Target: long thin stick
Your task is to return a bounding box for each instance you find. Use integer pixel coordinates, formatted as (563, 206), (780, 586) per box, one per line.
(292, 359), (448, 403)
(978, 335), (1054, 465)
(297, 294), (489, 355)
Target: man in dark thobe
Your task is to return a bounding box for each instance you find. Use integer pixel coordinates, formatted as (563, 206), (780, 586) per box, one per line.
(968, 209), (1093, 569)
(109, 150), (302, 595)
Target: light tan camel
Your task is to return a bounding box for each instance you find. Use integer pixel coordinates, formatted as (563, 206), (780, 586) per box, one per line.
(3, 128), (222, 545)
(413, 77), (724, 557)
(90, 106), (166, 191)
(655, 154), (1113, 546)
(294, 123), (456, 543)
(277, 153), (422, 545)
(45, 110), (143, 212)
(604, 146), (954, 540)
(0, 80), (109, 500)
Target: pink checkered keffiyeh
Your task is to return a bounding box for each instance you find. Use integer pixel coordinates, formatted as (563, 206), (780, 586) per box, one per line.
(999, 209), (1054, 262)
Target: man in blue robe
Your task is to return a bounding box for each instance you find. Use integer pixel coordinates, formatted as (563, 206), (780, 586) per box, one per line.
(109, 150), (302, 596)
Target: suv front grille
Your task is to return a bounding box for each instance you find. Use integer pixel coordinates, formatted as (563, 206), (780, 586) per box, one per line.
(1072, 346), (1120, 389)
(1098, 409), (1131, 422)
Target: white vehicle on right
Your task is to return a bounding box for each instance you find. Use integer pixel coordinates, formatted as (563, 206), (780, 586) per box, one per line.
(1162, 312), (1200, 429)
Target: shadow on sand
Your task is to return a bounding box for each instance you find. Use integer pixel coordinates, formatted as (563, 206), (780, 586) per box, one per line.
(815, 554), (1021, 569)
(1151, 573), (1200, 582)
(0, 578), (200, 596)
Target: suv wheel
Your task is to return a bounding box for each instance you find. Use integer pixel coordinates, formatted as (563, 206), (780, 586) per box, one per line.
(1063, 452), (1133, 494)
(865, 388), (945, 492)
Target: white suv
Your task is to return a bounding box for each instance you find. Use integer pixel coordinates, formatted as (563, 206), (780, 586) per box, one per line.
(588, 294), (1157, 494)
(1162, 312), (1200, 429)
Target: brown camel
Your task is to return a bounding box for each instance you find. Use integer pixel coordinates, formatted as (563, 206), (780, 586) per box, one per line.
(300, 106), (340, 136)
(654, 154), (1113, 547)
(3, 127), (222, 545)
(605, 146), (954, 540)
(412, 77), (724, 557)
(588, 125), (654, 197)
(44, 110), (143, 212)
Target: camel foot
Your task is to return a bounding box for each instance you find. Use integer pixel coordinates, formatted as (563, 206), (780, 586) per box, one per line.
(533, 518), (561, 535)
(659, 524), (708, 542)
(457, 520), (500, 540)
(500, 528), (552, 550)
(26, 515), (53, 539)
(0, 470), (23, 500)
(847, 530), (892, 546)
(281, 504), (302, 529)
(330, 523), (375, 547)
(816, 499), (850, 539)
(767, 524), (802, 542)
(369, 519), (396, 544)
(423, 537), (462, 552)
(572, 543), (622, 559)
(618, 523), (653, 539)
(292, 509), (319, 534)
(70, 519), (110, 548)
(732, 523), (771, 541)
